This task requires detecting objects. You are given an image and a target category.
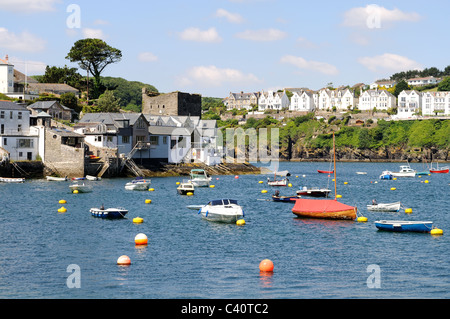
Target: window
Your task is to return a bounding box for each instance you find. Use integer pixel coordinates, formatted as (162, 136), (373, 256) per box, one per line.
(17, 139), (33, 148)
(122, 136), (130, 144)
(18, 124), (22, 132)
(0, 111), (4, 119)
(150, 136), (159, 145)
(163, 136), (167, 144)
(3, 138), (6, 145)
(18, 112), (22, 120)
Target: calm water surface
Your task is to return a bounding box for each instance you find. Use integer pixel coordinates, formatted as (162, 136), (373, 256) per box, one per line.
(0, 162), (448, 299)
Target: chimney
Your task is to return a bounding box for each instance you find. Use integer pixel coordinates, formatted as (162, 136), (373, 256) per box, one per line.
(5, 55), (8, 62)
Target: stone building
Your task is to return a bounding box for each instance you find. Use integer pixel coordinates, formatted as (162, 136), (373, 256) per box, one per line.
(142, 88), (201, 117)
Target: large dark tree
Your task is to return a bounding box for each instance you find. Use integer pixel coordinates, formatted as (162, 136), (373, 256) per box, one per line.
(66, 38), (122, 99)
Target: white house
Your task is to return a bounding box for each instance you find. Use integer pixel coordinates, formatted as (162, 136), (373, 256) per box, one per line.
(317, 88), (357, 111)
(0, 55), (14, 95)
(358, 89), (396, 111)
(0, 100), (39, 161)
(421, 91), (450, 116)
(289, 90), (316, 112)
(397, 90), (422, 118)
(258, 90), (289, 111)
(370, 80), (397, 89)
(407, 76), (442, 87)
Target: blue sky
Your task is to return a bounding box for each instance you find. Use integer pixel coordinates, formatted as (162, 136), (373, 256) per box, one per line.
(0, 0), (448, 98)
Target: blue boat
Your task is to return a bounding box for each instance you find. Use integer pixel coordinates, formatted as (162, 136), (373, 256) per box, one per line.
(90, 207), (128, 219)
(375, 220), (433, 233)
(272, 195), (301, 202)
(379, 171), (393, 180)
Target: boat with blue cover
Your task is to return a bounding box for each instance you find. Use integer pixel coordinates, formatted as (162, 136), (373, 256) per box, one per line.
(90, 207), (128, 219)
(374, 220), (433, 232)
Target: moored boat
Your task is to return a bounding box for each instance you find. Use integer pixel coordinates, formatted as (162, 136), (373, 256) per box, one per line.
(374, 220), (433, 232)
(189, 169), (212, 187)
(292, 133), (357, 221)
(199, 199), (244, 223)
(69, 182), (92, 193)
(177, 180), (195, 195)
(292, 198), (357, 220)
(86, 175), (101, 181)
(379, 171), (393, 180)
(391, 165), (416, 177)
(272, 195), (301, 202)
(267, 177), (288, 186)
(296, 186), (331, 198)
(429, 163), (449, 174)
(317, 170), (333, 174)
(0, 177), (25, 183)
(90, 207), (128, 219)
(367, 201), (401, 212)
(124, 177), (151, 191)
(46, 176), (68, 181)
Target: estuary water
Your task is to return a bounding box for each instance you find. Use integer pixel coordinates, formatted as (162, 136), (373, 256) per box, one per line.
(0, 161), (448, 299)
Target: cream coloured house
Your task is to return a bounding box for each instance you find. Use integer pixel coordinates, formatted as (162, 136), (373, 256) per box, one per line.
(358, 89), (396, 111)
(289, 90), (316, 112)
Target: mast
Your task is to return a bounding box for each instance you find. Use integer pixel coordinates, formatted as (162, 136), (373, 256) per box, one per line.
(333, 132), (337, 200)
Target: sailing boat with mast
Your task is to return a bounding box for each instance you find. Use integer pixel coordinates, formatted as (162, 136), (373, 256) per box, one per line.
(291, 133), (357, 220)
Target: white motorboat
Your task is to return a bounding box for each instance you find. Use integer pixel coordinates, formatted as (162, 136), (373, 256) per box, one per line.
(177, 180), (195, 195)
(189, 169), (212, 187)
(391, 165), (416, 177)
(0, 177), (25, 183)
(296, 186), (331, 197)
(124, 177), (151, 191)
(367, 201), (401, 212)
(86, 175), (101, 181)
(199, 199), (244, 223)
(46, 176), (67, 181)
(267, 177), (288, 186)
(69, 182), (92, 193)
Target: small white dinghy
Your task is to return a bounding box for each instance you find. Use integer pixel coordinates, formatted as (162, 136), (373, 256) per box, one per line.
(367, 201), (401, 212)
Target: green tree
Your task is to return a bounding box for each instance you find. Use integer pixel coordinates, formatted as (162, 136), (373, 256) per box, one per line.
(393, 80), (410, 97)
(60, 92), (80, 113)
(41, 65), (83, 89)
(66, 39), (122, 99)
(438, 76), (450, 91)
(95, 90), (121, 113)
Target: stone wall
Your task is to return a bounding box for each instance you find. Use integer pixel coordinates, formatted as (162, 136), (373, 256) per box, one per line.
(142, 89), (201, 117)
(44, 129), (85, 177)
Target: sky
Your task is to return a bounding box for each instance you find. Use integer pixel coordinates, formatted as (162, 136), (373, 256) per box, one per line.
(0, 0), (448, 98)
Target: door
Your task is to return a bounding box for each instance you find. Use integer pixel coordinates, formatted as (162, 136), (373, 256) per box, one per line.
(27, 152), (32, 160)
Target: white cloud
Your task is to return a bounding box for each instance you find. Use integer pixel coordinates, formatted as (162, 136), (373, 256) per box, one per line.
(215, 8), (244, 24)
(358, 53), (423, 73)
(343, 4), (421, 29)
(138, 52), (158, 62)
(177, 65), (261, 87)
(0, 27), (46, 52)
(8, 56), (47, 74)
(235, 28), (287, 42)
(296, 37), (318, 49)
(178, 27), (222, 43)
(0, 0), (60, 13)
(82, 28), (106, 40)
(280, 55), (339, 75)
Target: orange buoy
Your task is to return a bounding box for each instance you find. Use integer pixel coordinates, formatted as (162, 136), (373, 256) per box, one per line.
(134, 233), (148, 245)
(259, 259), (274, 272)
(117, 255), (131, 265)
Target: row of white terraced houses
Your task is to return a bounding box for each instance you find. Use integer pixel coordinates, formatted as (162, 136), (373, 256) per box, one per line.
(224, 88), (450, 118)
